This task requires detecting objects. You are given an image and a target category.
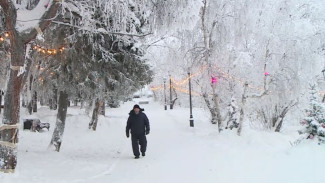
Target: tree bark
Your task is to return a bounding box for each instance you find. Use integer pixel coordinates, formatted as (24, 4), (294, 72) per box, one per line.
(202, 93), (217, 124)
(49, 91), (68, 152)
(200, 0), (223, 132)
(274, 101), (297, 132)
(50, 87), (58, 110)
(100, 101), (105, 116)
(27, 75), (34, 114)
(0, 0), (61, 172)
(49, 99), (53, 110)
(237, 82), (248, 136)
(170, 98), (178, 109)
(73, 99), (78, 106)
(27, 101), (33, 115)
(40, 96), (45, 106)
(0, 69), (22, 173)
(32, 91), (37, 112)
(211, 85), (223, 132)
(89, 99), (101, 131)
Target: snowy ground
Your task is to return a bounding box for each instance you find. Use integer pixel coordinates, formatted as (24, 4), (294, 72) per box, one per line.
(1, 98), (325, 183)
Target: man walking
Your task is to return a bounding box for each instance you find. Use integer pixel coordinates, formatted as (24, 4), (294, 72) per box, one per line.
(126, 104), (150, 159)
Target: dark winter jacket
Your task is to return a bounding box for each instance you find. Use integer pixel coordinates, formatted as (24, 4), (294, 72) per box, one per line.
(126, 110), (150, 136)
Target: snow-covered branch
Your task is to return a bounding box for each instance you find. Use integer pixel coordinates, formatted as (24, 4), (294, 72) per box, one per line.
(51, 21), (152, 37)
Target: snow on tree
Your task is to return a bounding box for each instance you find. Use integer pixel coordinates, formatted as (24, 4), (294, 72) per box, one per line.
(0, 0), (61, 172)
(146, 0), (324, 136)
(299, 84), (325, 144)
(27, 0), (154, 150)
(225, 97), (239, 130)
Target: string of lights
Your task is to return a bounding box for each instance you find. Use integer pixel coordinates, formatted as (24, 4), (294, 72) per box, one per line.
(171, 65), (207, 86)
(1, 31), (65, 55)
(150, 85), (163, 91)
(212, 65), (265, 92)
(212, 65), (325, 96)
(32, 44), (65, 55)
(171, 85), (201, 96)
(150, 66), (206, 92)
(3, 31), (324, 96)
(151, 63), (325, 97)
(0, 32), (10, 42)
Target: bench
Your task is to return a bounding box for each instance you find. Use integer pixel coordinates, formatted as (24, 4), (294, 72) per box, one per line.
(23, 119), (50, 132)
(139, 101), (149, 104)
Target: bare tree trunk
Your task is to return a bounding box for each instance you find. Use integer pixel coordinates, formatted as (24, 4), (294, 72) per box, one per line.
(49, 99), (53, 110)
(80, 100), (84, 109)
(0, 8), (24, 170)
(0, 0), (61, 172)
(73, 99), (78, 106)
(32, 91), (37, 112)
(274, 101), (297, 132)
(100, 101), (105, 116)
(202, 93), (217, 124)
(21, 58), (33, 109)
(211, 86), (223, 132)
(27, 75), (34, 114)
(89, 99), (101, 131)
(40, 95), (45, 106)
(200, 0), (223, 132)
(50, 87), (58, 110)
(21, 85), (27, 108)
(170, 98), (178, 109)
(0, 69), (21, 173)
(53, 88), (57, 110)
(27, 101), (33, 115)
(49, 91), (68, 152)
(237, 83), (248, 136)
(170, 88), (178, 109)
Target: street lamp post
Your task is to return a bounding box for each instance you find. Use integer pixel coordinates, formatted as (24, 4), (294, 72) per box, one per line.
(169, 75), (173, 110)
(163, 78), (167, 110)
(188, 70), (194, 127)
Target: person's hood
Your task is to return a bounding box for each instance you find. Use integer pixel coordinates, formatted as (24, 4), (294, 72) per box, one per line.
(128, 108), (144, 115)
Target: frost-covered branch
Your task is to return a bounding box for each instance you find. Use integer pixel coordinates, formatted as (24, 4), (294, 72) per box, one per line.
(22, 0), (61, 43)
(51, 20), (152, 37)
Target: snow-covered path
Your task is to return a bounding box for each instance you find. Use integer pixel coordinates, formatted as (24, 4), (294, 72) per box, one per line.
(1, 99), (325, 183)
(97, 101), (220, 183)
(93, 100), (325, 183)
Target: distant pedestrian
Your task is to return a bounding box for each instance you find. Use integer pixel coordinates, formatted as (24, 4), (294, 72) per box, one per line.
(126, 104), (150, 159)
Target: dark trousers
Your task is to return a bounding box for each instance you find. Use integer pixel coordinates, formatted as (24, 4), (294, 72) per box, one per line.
(131, 133), (147, 157)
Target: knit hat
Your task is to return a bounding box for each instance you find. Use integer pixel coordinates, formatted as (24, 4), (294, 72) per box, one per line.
(133, 104), (140, 109)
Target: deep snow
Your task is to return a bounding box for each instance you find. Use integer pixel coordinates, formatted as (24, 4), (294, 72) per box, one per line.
(0, 98), (325, 183)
